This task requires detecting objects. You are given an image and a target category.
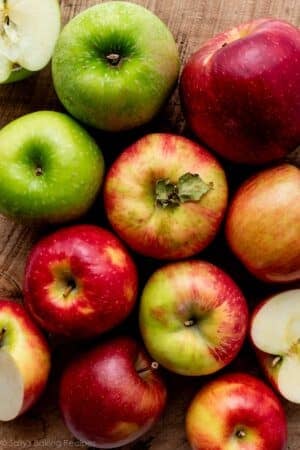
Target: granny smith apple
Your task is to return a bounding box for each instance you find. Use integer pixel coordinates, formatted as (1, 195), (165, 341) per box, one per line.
(0, 111), (104, 223)
(0, 0), (61, 84)
(52, 1), (180, 131)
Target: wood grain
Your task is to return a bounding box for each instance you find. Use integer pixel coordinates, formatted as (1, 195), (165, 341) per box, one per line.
(0, 1), (299, 449)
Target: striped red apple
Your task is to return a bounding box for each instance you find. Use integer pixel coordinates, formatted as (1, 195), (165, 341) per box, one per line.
(104, 133), (228, 260)
(186, 373), (287, 450)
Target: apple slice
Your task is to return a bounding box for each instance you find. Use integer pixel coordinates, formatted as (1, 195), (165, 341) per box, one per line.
(251, 289), (300, 403)
(0, 299), (51, 421)
(0, 0), (61, 83)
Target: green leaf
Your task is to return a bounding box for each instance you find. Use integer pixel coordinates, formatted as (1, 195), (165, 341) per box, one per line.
(177, 173), (213, 203)
(155, 179), (180, 208)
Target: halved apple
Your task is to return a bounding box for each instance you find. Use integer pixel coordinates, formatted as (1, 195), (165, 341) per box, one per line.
(0, 0), (61, 83)
(251, 289), (300, 403)
(0, 299), (51, 421)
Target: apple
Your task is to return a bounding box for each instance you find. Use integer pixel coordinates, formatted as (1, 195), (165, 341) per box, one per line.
(52, 1), (179, 131)
(251, 289), (300, 404)
(0, 111), (105, 223)
(0, 299), (50, 421)
(60, 336), (167, 448)
(24, 225), (138, 339)
(180, 18), (300, 164)
(0, 0), (61, 83)
(186, 373), (287, 450)
(139, 260), (248, 376)
(104, 133), (228, 259)
(226, 163), (300, 283)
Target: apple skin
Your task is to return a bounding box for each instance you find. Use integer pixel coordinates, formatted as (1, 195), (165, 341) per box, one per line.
(186, 373), (287, 450)
(0, 299), (51, 420)
(59, 336), (167, 448)
(52, 1), (179, 131)
(24, 225), (138, 339)
(225, 163), (300, 283)
(2, 67), (33, 84)
(180, 18), (300, 164)
(0, 111), (104, 223)
(139, 260), (248, 376)
(104, 133), (228, 259)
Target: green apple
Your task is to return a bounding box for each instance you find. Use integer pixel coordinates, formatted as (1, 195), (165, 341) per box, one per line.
(52, 1), (179, 131)
(0, 0), (61, 84)
(0, 111), (105, 223)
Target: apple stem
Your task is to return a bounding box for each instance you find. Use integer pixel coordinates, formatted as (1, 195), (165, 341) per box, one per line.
(0, 328), (6, 347)
(35, 167), (43, 176)
(184, 319), (195, 327)
(63, 285), (74, 298)
(137, 361), (159, 375)
(106, 53), (121, 66)
(236, 429), (246, 439)
(272, 356), (282, 367)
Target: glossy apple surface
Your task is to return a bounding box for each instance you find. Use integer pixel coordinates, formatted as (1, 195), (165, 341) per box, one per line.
(180, 18), (300, 164)
(24, 225), (138, 339)
(0, 299), (50, 421)
(139, 260), (248, 376)
(52, 1), (179, 131)
(226, 164), (300, 283)
(251, 289), (300, 403)
(186, 373), (287, 450)
(104, 133), (228, 259)
(0, 111), (104, 223)
(60, 336), (167, 448)
(0, 0), (61, 83)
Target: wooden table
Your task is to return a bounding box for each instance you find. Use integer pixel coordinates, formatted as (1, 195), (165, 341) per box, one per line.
(0, 1), (299, 449)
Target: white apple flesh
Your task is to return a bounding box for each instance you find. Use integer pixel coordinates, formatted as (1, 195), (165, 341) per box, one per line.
(0, 0), (61, 83)
(251, 289), (300, 403)
(0, 300), (51, 421)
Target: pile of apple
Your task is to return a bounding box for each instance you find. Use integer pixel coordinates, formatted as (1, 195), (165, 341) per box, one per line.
(0, 1), (299, 450)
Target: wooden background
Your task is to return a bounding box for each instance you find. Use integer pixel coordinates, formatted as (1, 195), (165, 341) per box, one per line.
(0, 0), (299, 449)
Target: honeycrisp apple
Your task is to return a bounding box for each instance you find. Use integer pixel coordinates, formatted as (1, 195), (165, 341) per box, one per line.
(104, 133), (228, 259)
(139, 260), (248, 376)
(186, 373), (287, 450)
(251, 289), (300, 404)
(52, 1), (179, 131)
(0, 299), (50, 421)
(0, 0), (61, 83)
(24, 225), (138, 339)
(60, 336), (167, 448)
(226, 164), (300, 283)
(0, 111), (104, 223)
(180, 18), (300, 164)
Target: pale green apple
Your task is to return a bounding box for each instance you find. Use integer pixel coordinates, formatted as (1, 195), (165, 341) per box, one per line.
(0, 111), (105, 223)
(52, 1), (180, 131)
(0, 0), (61, 84)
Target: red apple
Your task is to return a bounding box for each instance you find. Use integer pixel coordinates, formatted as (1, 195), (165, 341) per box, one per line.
(186, 373), (287, 450)
(0, 299), (50, 421)
(139, 260), (248, 376)
(60, 336), (167, 448)
(251, 289), (300, 404)
(104, 133), (228, 259)
(180, 18), (300, 164)
(24, 225), (138, 339)
(225, 164), (300, 283)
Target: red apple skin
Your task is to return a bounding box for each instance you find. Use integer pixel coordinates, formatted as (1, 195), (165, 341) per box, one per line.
(180, 18), (300, 164)
(0, 300), (51, 417)
(60, 336), (167, 448)
(24, 225), (138, 339)
(186, 373), (287, 450)
(104, 133), (228, 260)
(225, 164), (300, 283)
